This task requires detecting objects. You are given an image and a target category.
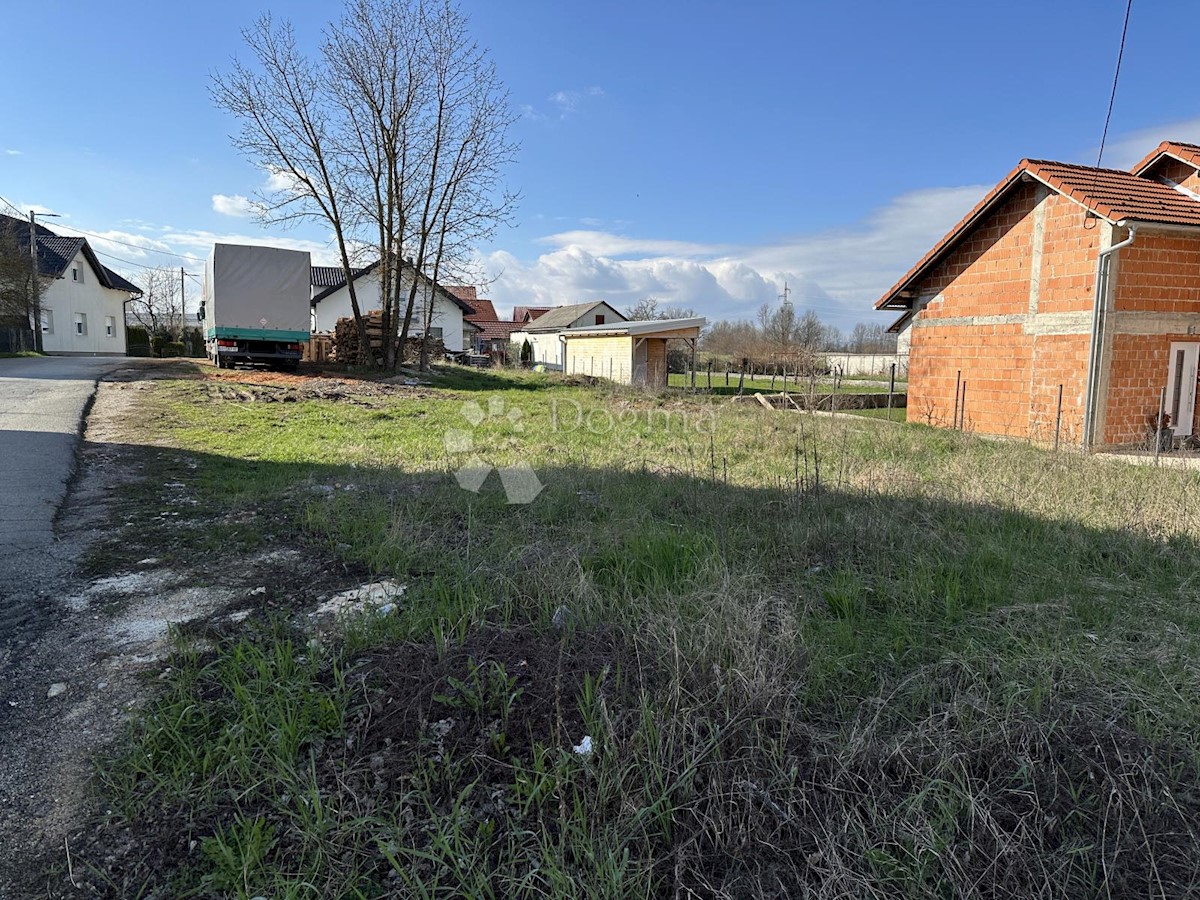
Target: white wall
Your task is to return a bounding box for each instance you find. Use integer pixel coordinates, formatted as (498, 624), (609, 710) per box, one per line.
(510, 330), (564, 369)
(40, 250), (128, 355)
(312, 270), (466, 352)
(822, 351), (908, 377)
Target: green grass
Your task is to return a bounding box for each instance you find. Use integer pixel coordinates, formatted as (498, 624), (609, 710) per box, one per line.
(843, 405), (908, 422)
(0, 350), (44, 359)
(78, 365), (1200, 897)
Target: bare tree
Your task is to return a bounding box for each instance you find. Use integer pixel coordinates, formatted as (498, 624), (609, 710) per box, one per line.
(215, 0), (517, 371)
(212, 15), (373, 359)
(0, 225), (40, 326)
(626, 296), (698, 322)
(127, 266), (184, 339)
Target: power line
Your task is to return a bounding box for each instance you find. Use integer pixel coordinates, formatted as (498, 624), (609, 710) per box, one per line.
(1095, 0), (1133, 168)
(42, 221), (208, 262)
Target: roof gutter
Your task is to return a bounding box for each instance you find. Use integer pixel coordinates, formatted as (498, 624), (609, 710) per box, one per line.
(1081, 223), (1137, 452)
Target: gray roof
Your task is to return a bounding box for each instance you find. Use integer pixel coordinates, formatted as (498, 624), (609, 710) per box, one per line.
(311, 263), (374, 290)
(0, 214), (141, 294)
(524, 301), (626, 332)
(310, 258), (474, 313)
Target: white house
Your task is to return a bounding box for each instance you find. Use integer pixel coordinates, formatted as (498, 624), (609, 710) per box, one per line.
(310, 262), (476, 352)
(510, 300), (626, 370)
(3, 215), (141, 355)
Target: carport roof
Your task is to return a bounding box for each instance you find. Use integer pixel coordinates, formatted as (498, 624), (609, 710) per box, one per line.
(559, 316), (706, 338)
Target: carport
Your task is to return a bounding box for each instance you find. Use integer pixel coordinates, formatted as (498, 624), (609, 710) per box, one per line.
(559, 317), (706, 387)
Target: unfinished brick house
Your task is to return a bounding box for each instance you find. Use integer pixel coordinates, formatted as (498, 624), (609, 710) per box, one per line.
(877, 141), (1200, 449)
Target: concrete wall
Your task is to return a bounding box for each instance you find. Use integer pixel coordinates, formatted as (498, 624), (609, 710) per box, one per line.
(823, 352), (908, 377)
(312, 271), (468, 352)
(41, 249), (128, 355)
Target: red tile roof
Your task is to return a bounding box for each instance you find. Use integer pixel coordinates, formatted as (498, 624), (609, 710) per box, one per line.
(512, 305), (552, 323)
(1027, 159), (1200, 227)
(1131, 140), (1200, 176)
(475, 321), (522, 342)
(877, 154), (1200, 310)
(445, 285), (478, 302)
(462, 297), (498, 322)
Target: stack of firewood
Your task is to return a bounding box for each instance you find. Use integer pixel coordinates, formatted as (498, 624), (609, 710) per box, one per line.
(333, 312), (446, 364)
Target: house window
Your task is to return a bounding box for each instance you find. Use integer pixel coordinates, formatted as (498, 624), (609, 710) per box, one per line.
(71, 264), (83, 283)
(105, 315), (115, 337)
(40, 309), (53, 334)
(74, 313), (87, 336)
(429, 327), (443, 339)
(595, 315), (605, 325)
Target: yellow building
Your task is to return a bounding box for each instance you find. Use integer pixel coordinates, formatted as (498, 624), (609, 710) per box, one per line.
(560, 318), (706, 387)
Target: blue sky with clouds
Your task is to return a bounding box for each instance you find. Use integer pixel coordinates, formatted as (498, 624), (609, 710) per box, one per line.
(2, 0), (1197, 329)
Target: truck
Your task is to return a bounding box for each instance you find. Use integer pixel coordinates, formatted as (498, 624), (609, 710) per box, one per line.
(200, 243), (311, 371)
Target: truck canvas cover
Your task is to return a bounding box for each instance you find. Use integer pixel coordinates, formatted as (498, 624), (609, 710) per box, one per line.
(204, 243), (312, 341)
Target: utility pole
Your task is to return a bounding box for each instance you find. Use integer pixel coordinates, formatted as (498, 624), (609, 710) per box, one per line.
(28, 211), (42, 353)
(180, 266), (186, 324)
(779, 281), (791, 306)
(27, 210), (60, 353)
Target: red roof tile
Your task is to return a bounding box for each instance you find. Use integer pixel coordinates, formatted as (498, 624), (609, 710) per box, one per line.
(512, 305), (552, 323)
(1026, 158), (1200, 227)
(445, 285), (478, 302)
(462, 297), (498, 322)
(877, 153), (1200, 310)
(1131, 140), (1200, 176)
(475, 321), (522, 341)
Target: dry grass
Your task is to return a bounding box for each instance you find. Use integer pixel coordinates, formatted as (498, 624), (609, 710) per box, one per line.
(59, 365), (1200, 897)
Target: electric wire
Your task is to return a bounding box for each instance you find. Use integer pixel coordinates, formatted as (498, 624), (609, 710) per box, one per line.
(1096, 0), (1133, 169)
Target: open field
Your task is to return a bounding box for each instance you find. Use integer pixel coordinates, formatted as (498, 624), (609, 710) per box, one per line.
(52, 363), (1200, 898)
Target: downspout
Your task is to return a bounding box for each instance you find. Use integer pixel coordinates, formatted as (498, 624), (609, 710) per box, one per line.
(559, 333), (567, 372)
(1081, 223), (1137, 451)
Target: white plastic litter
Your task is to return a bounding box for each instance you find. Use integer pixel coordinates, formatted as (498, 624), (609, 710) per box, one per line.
(573, 735), (593, 756)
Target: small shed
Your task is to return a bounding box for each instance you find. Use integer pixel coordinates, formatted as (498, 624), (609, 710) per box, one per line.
(559, 317), (706, 387)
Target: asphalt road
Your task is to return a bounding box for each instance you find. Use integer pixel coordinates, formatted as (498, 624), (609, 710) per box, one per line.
(0, 356), (124, 604)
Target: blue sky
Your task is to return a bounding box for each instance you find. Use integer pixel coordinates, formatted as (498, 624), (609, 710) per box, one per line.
(2, 0), (1196, 330)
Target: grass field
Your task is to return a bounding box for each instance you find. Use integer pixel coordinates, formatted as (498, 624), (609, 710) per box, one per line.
(79, 364), (1200, 897)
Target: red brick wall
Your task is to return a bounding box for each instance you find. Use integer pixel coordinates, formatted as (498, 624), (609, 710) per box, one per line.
(907, 323), (1032, 435)
(906, 184), (1077, 437)
(1112, 230), (1200, 314)
(1028, 333), (1090, 444)
(918, 183), (1039, 321)
(1036, 194), (1104, 314)
(1104, 334), (1200, 445)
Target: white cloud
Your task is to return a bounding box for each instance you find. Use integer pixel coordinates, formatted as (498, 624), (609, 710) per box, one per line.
(1098, 117), (1200, 170)
(523, 86), (605, 122)
(264, 167), (304, 194)
(3, 149), (21, 156)
(211, 193), (257, 218)
(484, 184), (988, 330)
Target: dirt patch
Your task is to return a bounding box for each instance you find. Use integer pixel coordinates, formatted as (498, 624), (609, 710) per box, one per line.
(346, 625), (635, 776)
(0, 369), (377, 899)
(205, 374), (438, 405)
